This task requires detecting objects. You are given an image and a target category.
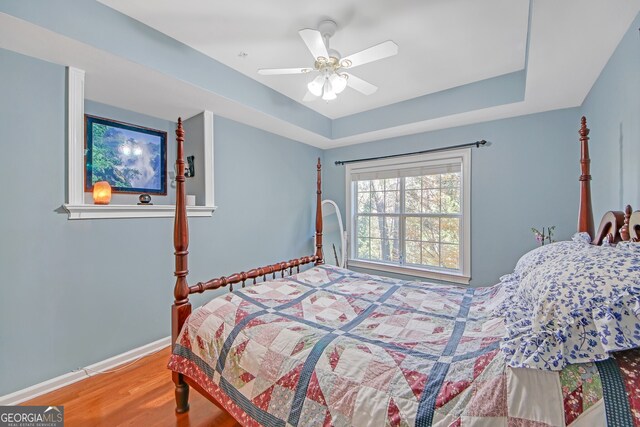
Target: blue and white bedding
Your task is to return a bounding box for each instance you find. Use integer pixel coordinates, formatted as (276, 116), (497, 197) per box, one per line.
(497, 235), (640, 370)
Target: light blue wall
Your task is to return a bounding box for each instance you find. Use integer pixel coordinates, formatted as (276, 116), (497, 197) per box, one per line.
(0, 48), (321, 396)
(581, 12), (640, 216)
(323, 108), (583, 287)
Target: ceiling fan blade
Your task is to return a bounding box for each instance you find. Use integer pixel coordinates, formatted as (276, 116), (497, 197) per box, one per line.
(345, 73), (378, 95)
(299, 29), (329, 60)
(258, 67), (313, 75)
(302, 91), (317, 102)
(341, 40), (398, 69)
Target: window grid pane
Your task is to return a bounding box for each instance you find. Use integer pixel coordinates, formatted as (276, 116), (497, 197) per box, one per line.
(353, 170), (462, 273)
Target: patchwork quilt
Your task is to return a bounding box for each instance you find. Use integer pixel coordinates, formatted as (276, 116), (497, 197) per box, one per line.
(168, 265), (639, 426)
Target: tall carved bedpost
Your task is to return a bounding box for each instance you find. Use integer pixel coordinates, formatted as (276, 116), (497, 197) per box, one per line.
(315, 158), (324, 265)
(172, 118), (191, 413)
(578, 116), (595, 239)
(620, 205), (632, 241)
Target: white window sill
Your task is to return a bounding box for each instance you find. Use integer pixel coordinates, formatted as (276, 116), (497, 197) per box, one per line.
(348, 259), (470, 285)
(62, 204), (217, 220)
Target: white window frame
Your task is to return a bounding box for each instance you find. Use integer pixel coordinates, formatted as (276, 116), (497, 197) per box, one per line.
(345, 149), (471, 285)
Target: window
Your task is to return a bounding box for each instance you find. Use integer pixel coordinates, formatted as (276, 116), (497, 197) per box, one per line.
(346, 149), (470, 284)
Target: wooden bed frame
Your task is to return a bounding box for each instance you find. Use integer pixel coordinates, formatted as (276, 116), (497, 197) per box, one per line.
(169, 116), (639, 415)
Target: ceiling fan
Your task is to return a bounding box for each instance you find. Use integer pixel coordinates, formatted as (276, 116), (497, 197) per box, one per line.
(258, 20), (398, 101)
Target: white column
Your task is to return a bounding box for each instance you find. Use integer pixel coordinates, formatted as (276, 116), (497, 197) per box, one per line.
(203, 110), (215, 207)
(67, 67), (85, 205)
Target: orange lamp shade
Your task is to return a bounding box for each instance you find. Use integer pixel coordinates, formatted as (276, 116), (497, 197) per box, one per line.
(93, 181), (112, 205)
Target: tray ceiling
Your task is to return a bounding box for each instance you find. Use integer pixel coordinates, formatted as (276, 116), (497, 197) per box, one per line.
(98, 0), (530, 119)
(1, 1), (638, 148)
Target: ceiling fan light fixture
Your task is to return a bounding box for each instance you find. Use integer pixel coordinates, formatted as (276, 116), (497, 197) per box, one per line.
(322, 87), (337, 101)
(307, 74), (324, 96)
(321, 77), (336, 100)
(329, 73), (347, 94)
(324, 77), (334, 93)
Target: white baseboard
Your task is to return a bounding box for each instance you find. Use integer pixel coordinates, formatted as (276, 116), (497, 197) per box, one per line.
(0, 336), (171, 406)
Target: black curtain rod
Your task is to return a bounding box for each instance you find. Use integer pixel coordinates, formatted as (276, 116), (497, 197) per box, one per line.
(334, 140), (487, 166)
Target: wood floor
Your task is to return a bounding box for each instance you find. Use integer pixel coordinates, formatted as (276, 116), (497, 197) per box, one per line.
(24, 348), (239, 427)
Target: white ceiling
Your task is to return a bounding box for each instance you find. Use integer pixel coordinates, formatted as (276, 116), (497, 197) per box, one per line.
(98, 0), (530, 119)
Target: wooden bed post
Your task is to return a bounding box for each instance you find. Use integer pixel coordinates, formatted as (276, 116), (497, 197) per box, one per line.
(620, 205), (632, 241)
(315, 157), (324, 265)
(172, 118), (191, 414)
(169, 143), (324, 414)
(578, 116), (595, 239)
